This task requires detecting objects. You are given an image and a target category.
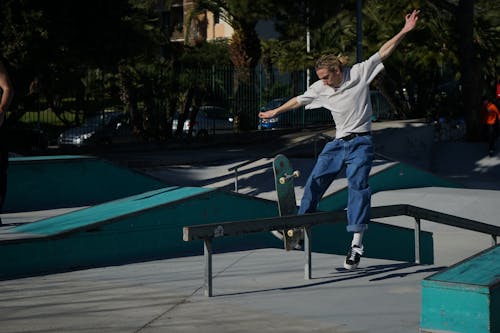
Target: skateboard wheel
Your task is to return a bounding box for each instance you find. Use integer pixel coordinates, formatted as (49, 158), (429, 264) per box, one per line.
(279, 177), (286, 184)
(293, 170), (300, 178)
(287, 229), (294, 237)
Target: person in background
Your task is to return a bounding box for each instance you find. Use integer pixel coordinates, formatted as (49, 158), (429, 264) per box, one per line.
(482, 96), (500, 157)
(0, 59), (14, 224)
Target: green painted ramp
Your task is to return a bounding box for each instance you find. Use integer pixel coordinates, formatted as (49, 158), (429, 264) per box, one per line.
(0, 157), (461, 279)
(318, 161), (462, 212)
(0, 187), (281, 280)
(310, 221), (434, 265)
(4, 155), (168, 213)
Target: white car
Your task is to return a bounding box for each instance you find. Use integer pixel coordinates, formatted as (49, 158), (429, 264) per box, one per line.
(172, 106), (234, 137)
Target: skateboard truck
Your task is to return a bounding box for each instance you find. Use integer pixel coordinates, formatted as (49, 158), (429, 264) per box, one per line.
(279, 170), (300, 184)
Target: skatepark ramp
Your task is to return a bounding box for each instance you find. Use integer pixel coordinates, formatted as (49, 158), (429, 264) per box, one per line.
(4, 155), (168, 213)
(1, 152), (462, 280)
(0, 187), (281, 280)
(1, 184), (438, 280)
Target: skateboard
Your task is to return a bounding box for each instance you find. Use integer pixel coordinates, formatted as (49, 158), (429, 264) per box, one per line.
(272, 154), (303, 251)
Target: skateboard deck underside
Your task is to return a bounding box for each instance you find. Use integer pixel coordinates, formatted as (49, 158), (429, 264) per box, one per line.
(273, 154), (302, 250)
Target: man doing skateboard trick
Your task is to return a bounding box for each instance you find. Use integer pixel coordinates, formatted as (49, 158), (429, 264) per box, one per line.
(259, 10), (420, 270)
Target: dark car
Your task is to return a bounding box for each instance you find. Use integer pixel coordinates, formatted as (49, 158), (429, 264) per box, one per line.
(58, 111), (130, 147)
(4, 124), (49, 155)
(258, 98), (289, 130)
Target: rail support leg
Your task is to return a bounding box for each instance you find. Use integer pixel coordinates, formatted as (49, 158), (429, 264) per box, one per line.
(492, 234), (497, 247)
(304, 226), (312, 280)
(233, 169), (239, 192)
(204, 238), (213, 297)
(414, 218), (421, 264)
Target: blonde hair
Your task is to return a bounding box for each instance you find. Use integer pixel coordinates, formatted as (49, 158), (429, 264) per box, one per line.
(315, 54), (349, 72)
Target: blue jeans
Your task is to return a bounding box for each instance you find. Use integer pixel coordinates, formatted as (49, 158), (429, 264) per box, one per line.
(298, 135), (373, 232)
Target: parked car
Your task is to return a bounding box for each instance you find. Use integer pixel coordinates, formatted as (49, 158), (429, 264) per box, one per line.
(258, 98), (289, 130)
(172, 106), (234, 137)
(258, 97), (333, 130)
(58, 111), (129, 147)
(4, 124), (49, 155)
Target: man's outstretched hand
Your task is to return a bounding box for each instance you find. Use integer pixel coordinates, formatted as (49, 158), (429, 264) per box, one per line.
(402, 9), (420, 34)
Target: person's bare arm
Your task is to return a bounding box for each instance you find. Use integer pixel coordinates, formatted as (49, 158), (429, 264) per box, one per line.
(0, 62), (14, 116)
(378, 9), (420, 61)
(258, 97), (301, 119)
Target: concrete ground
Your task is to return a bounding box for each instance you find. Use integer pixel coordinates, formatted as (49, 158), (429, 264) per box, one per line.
(1, 120), (499, 333)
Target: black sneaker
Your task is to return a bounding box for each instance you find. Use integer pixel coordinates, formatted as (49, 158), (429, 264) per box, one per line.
(344, 245), (363, 270)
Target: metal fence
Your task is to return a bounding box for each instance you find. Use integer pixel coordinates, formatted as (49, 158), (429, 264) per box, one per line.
(6, 64), (391, 152)
(179, 65), (390, 132)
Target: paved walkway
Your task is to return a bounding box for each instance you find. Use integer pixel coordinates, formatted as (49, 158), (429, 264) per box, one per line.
(1, 120), (499, 333)
(0, 248), (436, 333)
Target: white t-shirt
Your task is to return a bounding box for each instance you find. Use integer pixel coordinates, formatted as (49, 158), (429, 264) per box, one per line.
(296, 52), (384, 138)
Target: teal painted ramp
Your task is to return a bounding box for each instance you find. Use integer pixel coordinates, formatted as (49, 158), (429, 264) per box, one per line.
(310, 221), (434, 265)
(0, 187), (281, 280)
(318, 161), (462, 212)
(1, 157), (463, 279)
(1, 190), (435, 280)
(4, 155), (167, 213)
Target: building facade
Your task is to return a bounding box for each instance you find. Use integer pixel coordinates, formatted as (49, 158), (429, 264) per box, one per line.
(168, 0), (233, 44)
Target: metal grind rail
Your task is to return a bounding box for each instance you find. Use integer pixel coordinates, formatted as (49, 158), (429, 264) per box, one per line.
(183, 204), (499, 297)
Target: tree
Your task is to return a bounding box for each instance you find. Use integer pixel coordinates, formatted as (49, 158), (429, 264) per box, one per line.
(263, 0), (498, 132)
(187, 0), (278, 130)
(0, 0), (159, 128)
(0, 0), (192, 140)
(192, 0), (275, 79)
(269, 0), (355, 71)
(428, 0), (499, 140)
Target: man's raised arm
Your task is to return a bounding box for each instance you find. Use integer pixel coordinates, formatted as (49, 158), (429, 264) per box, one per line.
(378, 9), (420, 61)
(258, 97), (300, 119)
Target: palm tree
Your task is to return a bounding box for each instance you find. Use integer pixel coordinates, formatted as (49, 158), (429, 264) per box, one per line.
(187, 0), (276, 130)
(430, 0), (499, 140)
(362, 1), (432, 119)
